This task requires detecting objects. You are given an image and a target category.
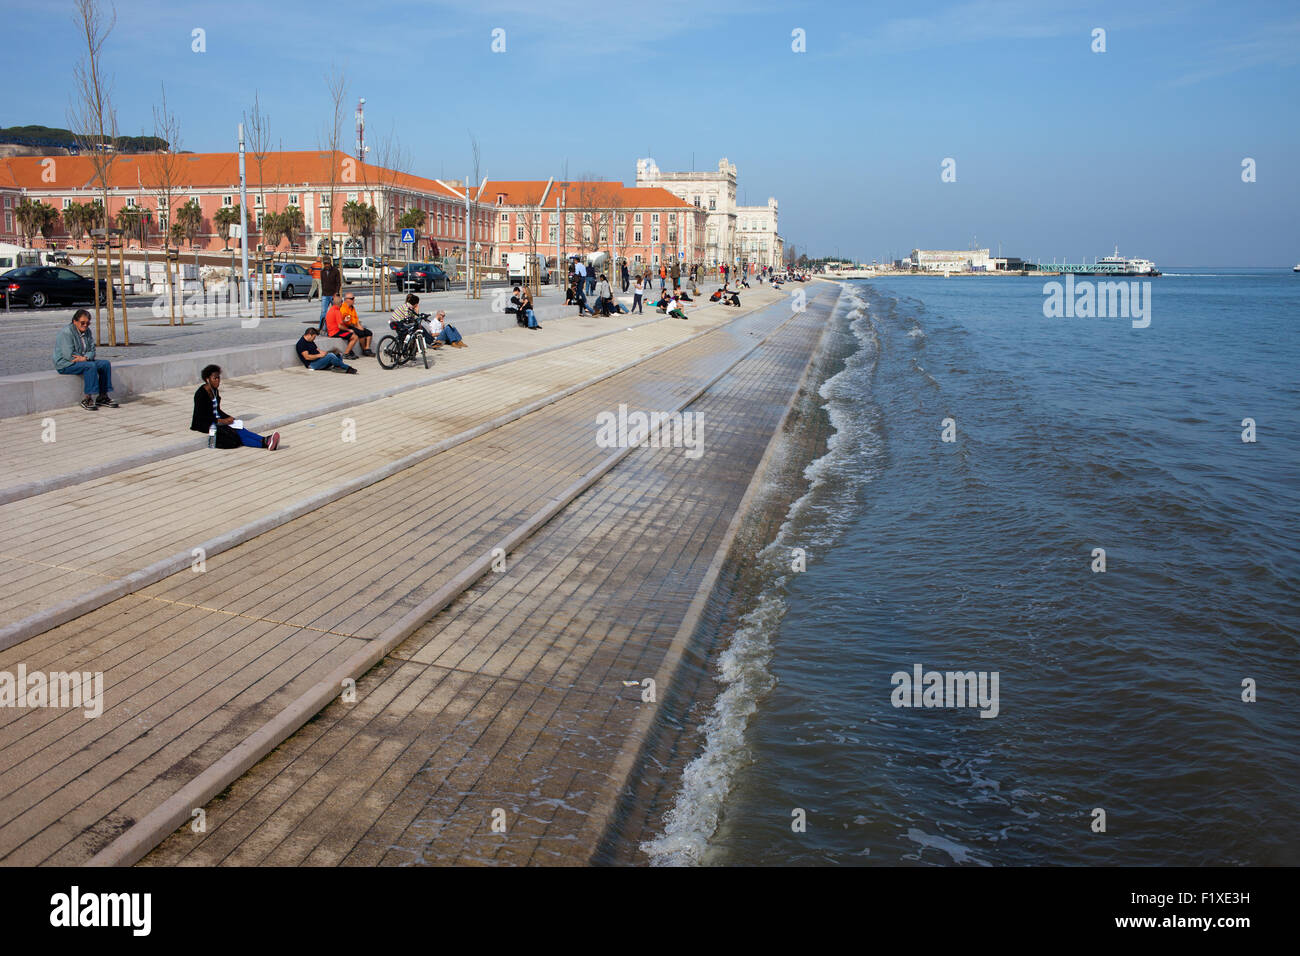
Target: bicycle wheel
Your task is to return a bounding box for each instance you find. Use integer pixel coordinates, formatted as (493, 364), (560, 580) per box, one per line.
(418, 333), (429, 369)
(376, 335), (400, 369)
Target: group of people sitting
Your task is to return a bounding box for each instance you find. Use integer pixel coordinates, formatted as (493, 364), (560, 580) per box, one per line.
(653, 292), (689, 320)
(563, 274), (631, 318)
(709, 285), (742, 307)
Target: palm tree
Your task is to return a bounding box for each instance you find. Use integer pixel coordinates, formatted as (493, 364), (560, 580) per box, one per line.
(213, 205), (242, 251)
(14, 199), (45, 247)
(176, 198), (203, 250)
(280, 204), (304, 250)
(360, 203), (378, 254)
(37, 203), (61, 246)
(260, 210), (286, 249)
(341, 199), (366, 252)
(115, 206), (142, 247)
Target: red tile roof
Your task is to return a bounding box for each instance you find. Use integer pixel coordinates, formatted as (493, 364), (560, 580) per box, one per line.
(0, 150), (467, 200)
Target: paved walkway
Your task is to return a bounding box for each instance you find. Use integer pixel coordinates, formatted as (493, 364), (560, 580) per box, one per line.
(0, 282), (831, 865)
(0, 290), (776, 645)
(141, 288), (836, 866)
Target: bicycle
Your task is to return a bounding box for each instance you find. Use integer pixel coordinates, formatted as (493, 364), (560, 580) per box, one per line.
(376, 313), (432, 369)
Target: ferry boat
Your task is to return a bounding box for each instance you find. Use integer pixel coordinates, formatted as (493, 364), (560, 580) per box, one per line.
(1096, 247), (1160, 276)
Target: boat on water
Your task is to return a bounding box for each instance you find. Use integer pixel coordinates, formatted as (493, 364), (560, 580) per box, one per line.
(1293, 264), (1299, 272)
(1095, 247), (1161, 276)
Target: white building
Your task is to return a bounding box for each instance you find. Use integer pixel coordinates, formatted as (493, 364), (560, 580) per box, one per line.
(736, 197), (783, 269)
(911, 248), (993, 272)
(635, 157), (738, 267)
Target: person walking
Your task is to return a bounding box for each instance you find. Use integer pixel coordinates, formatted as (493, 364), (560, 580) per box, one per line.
(308, 257), (323, 300)
(670, 260), (681, 290)
(53, 309), (119, 410)
(191, 365), (279, 449)
(318, 255), (342, 330)
(620, 261), (630, 293)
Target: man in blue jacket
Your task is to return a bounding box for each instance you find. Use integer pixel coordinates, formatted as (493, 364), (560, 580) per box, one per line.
(53, 309), (118, 410)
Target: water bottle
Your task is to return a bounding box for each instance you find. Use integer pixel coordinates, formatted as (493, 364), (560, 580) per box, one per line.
(208, 424), (216, 448)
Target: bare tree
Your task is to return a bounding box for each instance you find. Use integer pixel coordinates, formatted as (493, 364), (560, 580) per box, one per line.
(67, 0), (119, 344)
(371, 125), (409, 259)
(317, 69), (347, 258)
(146, 83), (184, 324)
(243, 90), (271, 241)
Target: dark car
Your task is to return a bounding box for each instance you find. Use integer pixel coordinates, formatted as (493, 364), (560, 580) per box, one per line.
(1, 266), (108, 308)
(393, 262), (451, 292)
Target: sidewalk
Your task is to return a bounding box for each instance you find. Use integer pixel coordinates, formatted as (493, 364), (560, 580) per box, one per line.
(0, 288), (783, 648)
(143, 288), (836, 867)
(0, 283), (830, 866)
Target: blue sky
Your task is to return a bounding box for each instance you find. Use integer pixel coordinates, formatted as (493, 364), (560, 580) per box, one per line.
(6, 0), (1299, 264)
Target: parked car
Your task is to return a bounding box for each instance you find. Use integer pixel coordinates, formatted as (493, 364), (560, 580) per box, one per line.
(1, 266), (108, 308)
(250, 262), (314, 298)
(339, 256), (389, 285)
(392, 262), (451, 292)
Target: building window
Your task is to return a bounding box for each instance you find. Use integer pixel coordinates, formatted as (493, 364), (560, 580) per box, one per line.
(617, 229), (625, 244)
(3, 196), (11, 208)
(583, 226), (591, 242)
(319, 193), (330, 205)
(4, 213), (11, 232)
(709, 198), (716, 210)
(566, 226), (574, 242)
(669, 213), (676, 224)
(668, 229), (677, 243)
(693, 196), (700, 207)
(633, 254), (642, 265)
(320, 208), (329, 229)
(651, 228), (659, 243)
(124, 196), (136, 208)
(633, 212), (641, 224)
(634, 229), (642, 243)
(288, 194), (299, 206)
(254, 194), (264, 207)
(221, 195), (233, 207)
(255, 212), (264, 229)
(549, 225), (557, 243)
(347, 192), (357, 202)
(516, 225), (524, 240)
(566, 213), (575, 224)
(500, 212), (508, 222)
(651, 213), (659, 224)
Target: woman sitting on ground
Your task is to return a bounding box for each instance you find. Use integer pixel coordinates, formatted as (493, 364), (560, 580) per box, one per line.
(520, 287), (542, 329)
(668, 296), (688, 320)
(191, 364), (279, 450)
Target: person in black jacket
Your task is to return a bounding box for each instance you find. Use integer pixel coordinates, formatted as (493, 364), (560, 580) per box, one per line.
(318, 256), (343, 330)
(191, 365), (280, 449)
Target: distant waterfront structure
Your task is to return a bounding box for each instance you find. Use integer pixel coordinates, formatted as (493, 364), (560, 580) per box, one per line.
(911, 248), (993, 272)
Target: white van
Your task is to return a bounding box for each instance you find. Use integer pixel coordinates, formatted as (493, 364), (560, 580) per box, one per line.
(339, 255), (388, 284)
(506, 252), (550, 285)
(0, 243), (42, 273)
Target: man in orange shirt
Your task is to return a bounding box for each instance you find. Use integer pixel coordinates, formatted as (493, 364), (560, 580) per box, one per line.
(309, 258), (323, 300)
(325, 293), (373, 358)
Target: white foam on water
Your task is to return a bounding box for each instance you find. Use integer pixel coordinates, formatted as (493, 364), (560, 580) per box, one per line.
(641, 285), (884, 866)
(905, 827), (990, 866)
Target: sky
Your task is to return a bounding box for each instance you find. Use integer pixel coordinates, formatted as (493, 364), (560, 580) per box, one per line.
(5, 0), (1299, 265)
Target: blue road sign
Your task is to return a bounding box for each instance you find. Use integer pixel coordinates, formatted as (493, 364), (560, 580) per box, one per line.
(401, 228), (416, 244)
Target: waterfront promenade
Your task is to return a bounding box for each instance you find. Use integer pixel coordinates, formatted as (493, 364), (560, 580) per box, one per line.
(0, 280), (840, 866)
